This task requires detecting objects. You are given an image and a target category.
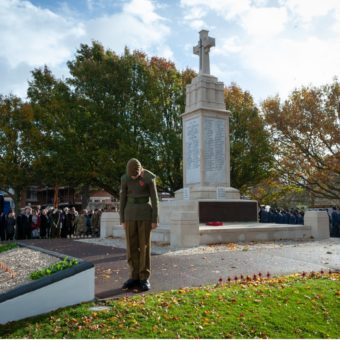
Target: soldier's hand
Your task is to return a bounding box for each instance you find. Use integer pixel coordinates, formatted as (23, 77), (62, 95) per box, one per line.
(151, 223), (158, 230)
(122, 222), (126, 229)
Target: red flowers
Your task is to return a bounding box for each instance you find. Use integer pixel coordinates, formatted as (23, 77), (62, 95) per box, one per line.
(206, 221), (223, 226)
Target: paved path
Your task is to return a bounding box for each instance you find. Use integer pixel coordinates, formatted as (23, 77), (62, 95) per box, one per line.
(21, 238), (340, 300)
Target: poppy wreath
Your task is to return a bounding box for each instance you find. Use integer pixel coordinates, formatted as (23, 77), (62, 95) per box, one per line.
(206, 221), (223, 226)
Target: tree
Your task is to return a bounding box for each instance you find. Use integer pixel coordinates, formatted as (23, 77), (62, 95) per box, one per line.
(65, 43), (155, 196)
(26, 42), (195, 199)
(27, 66), (87, 205)
(0, 95), (36, 211)
(262, 80), (340, 200)
(225, 84), (274, 193)
(142, 59), (195, 193)
(247, 177), (307, 207)
(67, 42), (194, 195)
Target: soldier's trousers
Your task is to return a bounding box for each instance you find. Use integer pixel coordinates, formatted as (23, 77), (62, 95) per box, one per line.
(125, 220), (151, 281)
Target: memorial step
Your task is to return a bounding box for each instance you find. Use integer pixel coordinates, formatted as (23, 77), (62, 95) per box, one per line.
(199, 223), (312, 244)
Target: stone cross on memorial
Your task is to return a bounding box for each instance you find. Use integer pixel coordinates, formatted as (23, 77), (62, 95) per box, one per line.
(193, 30), (215, 75)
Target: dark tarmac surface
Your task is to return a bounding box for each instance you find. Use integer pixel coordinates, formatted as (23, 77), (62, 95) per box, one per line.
(21, 238), (340, 300)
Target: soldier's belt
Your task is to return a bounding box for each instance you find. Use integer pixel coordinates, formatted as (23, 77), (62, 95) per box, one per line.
(127, 197), (149, 204)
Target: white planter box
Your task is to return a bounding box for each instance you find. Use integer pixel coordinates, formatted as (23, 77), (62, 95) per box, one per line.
(0, 244), (95, 325)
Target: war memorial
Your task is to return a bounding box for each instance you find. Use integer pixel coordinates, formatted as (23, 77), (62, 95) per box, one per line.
(100, 30), (330, 249)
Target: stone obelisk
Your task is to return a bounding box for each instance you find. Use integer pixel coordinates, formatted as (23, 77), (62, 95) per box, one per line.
(176, 30), (240, 200)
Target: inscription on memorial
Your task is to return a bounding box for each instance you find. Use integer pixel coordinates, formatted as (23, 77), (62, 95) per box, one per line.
(184, 117), (201, 184)
(204, 117), (226, 183)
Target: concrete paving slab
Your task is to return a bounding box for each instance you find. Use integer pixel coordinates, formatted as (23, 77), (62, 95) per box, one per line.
(20, 238), (340, 300)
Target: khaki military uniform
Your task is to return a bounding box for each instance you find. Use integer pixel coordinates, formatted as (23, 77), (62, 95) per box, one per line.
(120, 169), (158, 281)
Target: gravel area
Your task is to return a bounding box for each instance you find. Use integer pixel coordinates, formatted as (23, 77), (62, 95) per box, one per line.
(0, 247), (59, 294)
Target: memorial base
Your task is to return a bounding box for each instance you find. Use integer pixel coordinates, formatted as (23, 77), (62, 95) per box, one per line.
(159, 197), (258, 249)
(99, 207), (329, 250)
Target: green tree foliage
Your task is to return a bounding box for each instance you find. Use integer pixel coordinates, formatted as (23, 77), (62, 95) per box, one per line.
(262, 80), (340, 200)
(225, 84), (274, 193)
(27, 66), (79, 189)
(66, 42), (195, 194)
(0, 95), (37, 211)
(27, 42), (194, 196)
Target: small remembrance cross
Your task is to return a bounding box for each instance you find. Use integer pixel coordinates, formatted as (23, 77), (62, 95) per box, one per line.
(193, 30), (215, 75)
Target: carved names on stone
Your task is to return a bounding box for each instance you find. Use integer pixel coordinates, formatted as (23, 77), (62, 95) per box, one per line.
(183, 187), (190, 200)
(184, 117), (201, 184)
(204, 117), (226, 183)
(216, 187), (226, 200)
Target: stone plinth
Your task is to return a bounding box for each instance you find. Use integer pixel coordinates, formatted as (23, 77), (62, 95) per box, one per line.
(304, 211), (330, 240)
(100, 212), (120, 238)
(159, 200), (198, 248)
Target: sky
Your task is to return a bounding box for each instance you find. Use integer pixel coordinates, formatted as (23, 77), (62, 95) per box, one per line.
(1, 0), (340, 104)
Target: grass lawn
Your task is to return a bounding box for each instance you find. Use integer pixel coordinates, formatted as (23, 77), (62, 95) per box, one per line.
(0, 273), (339, 338)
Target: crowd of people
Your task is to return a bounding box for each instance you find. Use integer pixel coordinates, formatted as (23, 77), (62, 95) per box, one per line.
(259, 205), (340, 237)
(330, 207), (340, 237)
(0, 206), (102, 241)
(259, 206), (304, 224)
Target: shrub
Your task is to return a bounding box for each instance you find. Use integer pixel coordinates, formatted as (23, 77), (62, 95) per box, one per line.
(30, 256), (79, 280)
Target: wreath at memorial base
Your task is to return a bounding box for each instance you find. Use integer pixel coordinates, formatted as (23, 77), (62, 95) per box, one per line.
(206, 221), (223, 226)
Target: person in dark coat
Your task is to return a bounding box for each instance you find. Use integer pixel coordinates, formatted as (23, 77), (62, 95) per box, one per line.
(296, 210), (304, 224)
(282, 210), (289, 224)
(5, 210), (16, 240)
(259, 206), (269, 223)
(85, 211), (92, 237)
(46, 207), (53, 238)
(67, 207), (76, 238)
(259, 206), (265, 222)
(288, 210), (296, 224)
(22, 207), (33, 239)
(268, 208), (275, 223)
(16, 208), (25, 240)
(0, 194), (4, 214)
(0, 212), (6, 241)
(331, 207), (339, 237)
(40, 208), (49, 239)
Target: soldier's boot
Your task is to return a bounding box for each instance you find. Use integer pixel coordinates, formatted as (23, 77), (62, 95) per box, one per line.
(139, 280), (151, 291)
(122, 278), (139, 290)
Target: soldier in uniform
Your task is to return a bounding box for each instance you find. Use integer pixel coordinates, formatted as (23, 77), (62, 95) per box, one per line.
(120, 158), (159, 292)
